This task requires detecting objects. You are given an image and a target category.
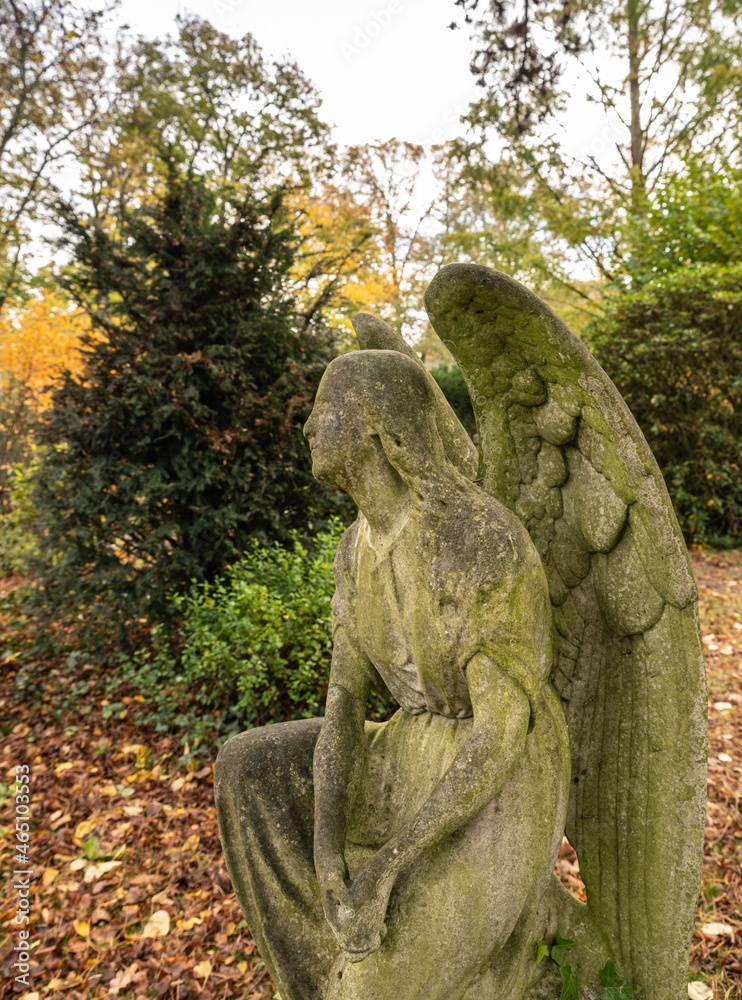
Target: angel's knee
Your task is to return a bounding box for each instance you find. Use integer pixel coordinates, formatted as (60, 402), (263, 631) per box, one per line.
(215, 718), (323, 814)
(215, 728), (267, 807)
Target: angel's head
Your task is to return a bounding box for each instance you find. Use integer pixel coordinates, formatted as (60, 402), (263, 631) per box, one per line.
(303, 350), (448, 500)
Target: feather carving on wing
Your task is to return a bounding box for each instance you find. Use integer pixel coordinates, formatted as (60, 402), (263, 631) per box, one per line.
(353, 264), (707, 1000)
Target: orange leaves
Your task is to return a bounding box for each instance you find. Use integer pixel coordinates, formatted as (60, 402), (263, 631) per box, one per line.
(175, 915), (203, 931)
(0, 663), (274, 1000)
(73, 818), (98, 841)
(171, 763), (211, 792)
(554, 836), (587, 903)
(73, 918), (90, 937)
(0, 289), (93, 411)
(108, 963), (146, 992)
(284, 183), (397, 337)
(41, 867), (59, 889)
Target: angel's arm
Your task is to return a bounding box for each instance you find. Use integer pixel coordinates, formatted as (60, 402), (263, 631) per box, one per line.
(376, 652), (528, 878)
(338, 651), (531, 958)
(313, 626), (371, 916)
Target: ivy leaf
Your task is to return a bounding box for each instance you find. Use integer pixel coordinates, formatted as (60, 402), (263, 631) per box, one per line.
(536, 940), (550, 964)
(83, 835), (100, 860)
(551, 931), (576, 966)
(599, 959), (641, 999)
(559, 961), (579, 1000)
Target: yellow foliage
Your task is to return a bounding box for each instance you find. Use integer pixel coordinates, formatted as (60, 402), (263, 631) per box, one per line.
(0, 290), (92, 411)
(286, 185), (401, 336)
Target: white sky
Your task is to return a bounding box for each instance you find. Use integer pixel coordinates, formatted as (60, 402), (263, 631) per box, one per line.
(94, 0), (613, 154)
(65, 0), (628, 285)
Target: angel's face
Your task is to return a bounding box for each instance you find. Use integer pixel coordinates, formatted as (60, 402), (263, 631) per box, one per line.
(303, 374), (376, 492)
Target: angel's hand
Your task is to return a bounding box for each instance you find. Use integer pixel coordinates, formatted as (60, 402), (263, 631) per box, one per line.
(318, 863), (350, 939)
(336, 851), (395, 962)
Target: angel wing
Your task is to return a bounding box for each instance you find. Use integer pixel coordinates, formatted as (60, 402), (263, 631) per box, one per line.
(420, 263), (707, 1000)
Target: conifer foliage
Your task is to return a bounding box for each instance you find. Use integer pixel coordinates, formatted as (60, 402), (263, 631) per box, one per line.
(32, 170), (347, 630)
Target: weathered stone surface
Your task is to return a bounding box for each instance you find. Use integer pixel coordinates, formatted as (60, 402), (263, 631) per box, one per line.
(217, 348), (571, 999)
(562, 450), (628, 554)
(216, 264), (707, 1000)
(424, 264), (706, 1000)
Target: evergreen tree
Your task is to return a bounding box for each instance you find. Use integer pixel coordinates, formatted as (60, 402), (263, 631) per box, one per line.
(590, 264), (742, 545)
(32, 168), (350, 632)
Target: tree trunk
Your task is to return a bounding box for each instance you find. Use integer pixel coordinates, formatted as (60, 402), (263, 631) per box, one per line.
(627, 0), (646, 213)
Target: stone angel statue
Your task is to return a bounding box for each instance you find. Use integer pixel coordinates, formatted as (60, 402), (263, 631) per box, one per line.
(215, 264), (706, 1000)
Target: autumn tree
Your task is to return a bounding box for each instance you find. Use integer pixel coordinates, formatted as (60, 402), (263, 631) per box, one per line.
(428, 147), (604, 332)
(0, 289), (90, 510)
(72, 14), (332, 215)
(22, 17), (388, 633)
(65, 15), (377, 330)
(0, 0), (115, 310)
(338, 139), (440, 342)
(451, 0), (742, 280)
(334, 140), (595, 358)
(285, 183), (376, 344)
(0, 289), (90, 408)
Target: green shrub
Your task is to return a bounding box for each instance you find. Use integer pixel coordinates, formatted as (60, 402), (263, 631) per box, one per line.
(172, 520), (341, 725)
(111, 520), (395, 760)
(590, 264), (742, 546)
(429, 363), (476, 438)
(0, 450), (42, 574)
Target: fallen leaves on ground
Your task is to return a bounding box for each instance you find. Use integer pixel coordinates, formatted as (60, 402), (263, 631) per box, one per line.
(0, 611), (273, 999)
(688, 549), (742, 998)
(0, 551), (740, 998)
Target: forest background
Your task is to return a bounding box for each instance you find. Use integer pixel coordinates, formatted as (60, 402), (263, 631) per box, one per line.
(0, 0), (741, 995)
